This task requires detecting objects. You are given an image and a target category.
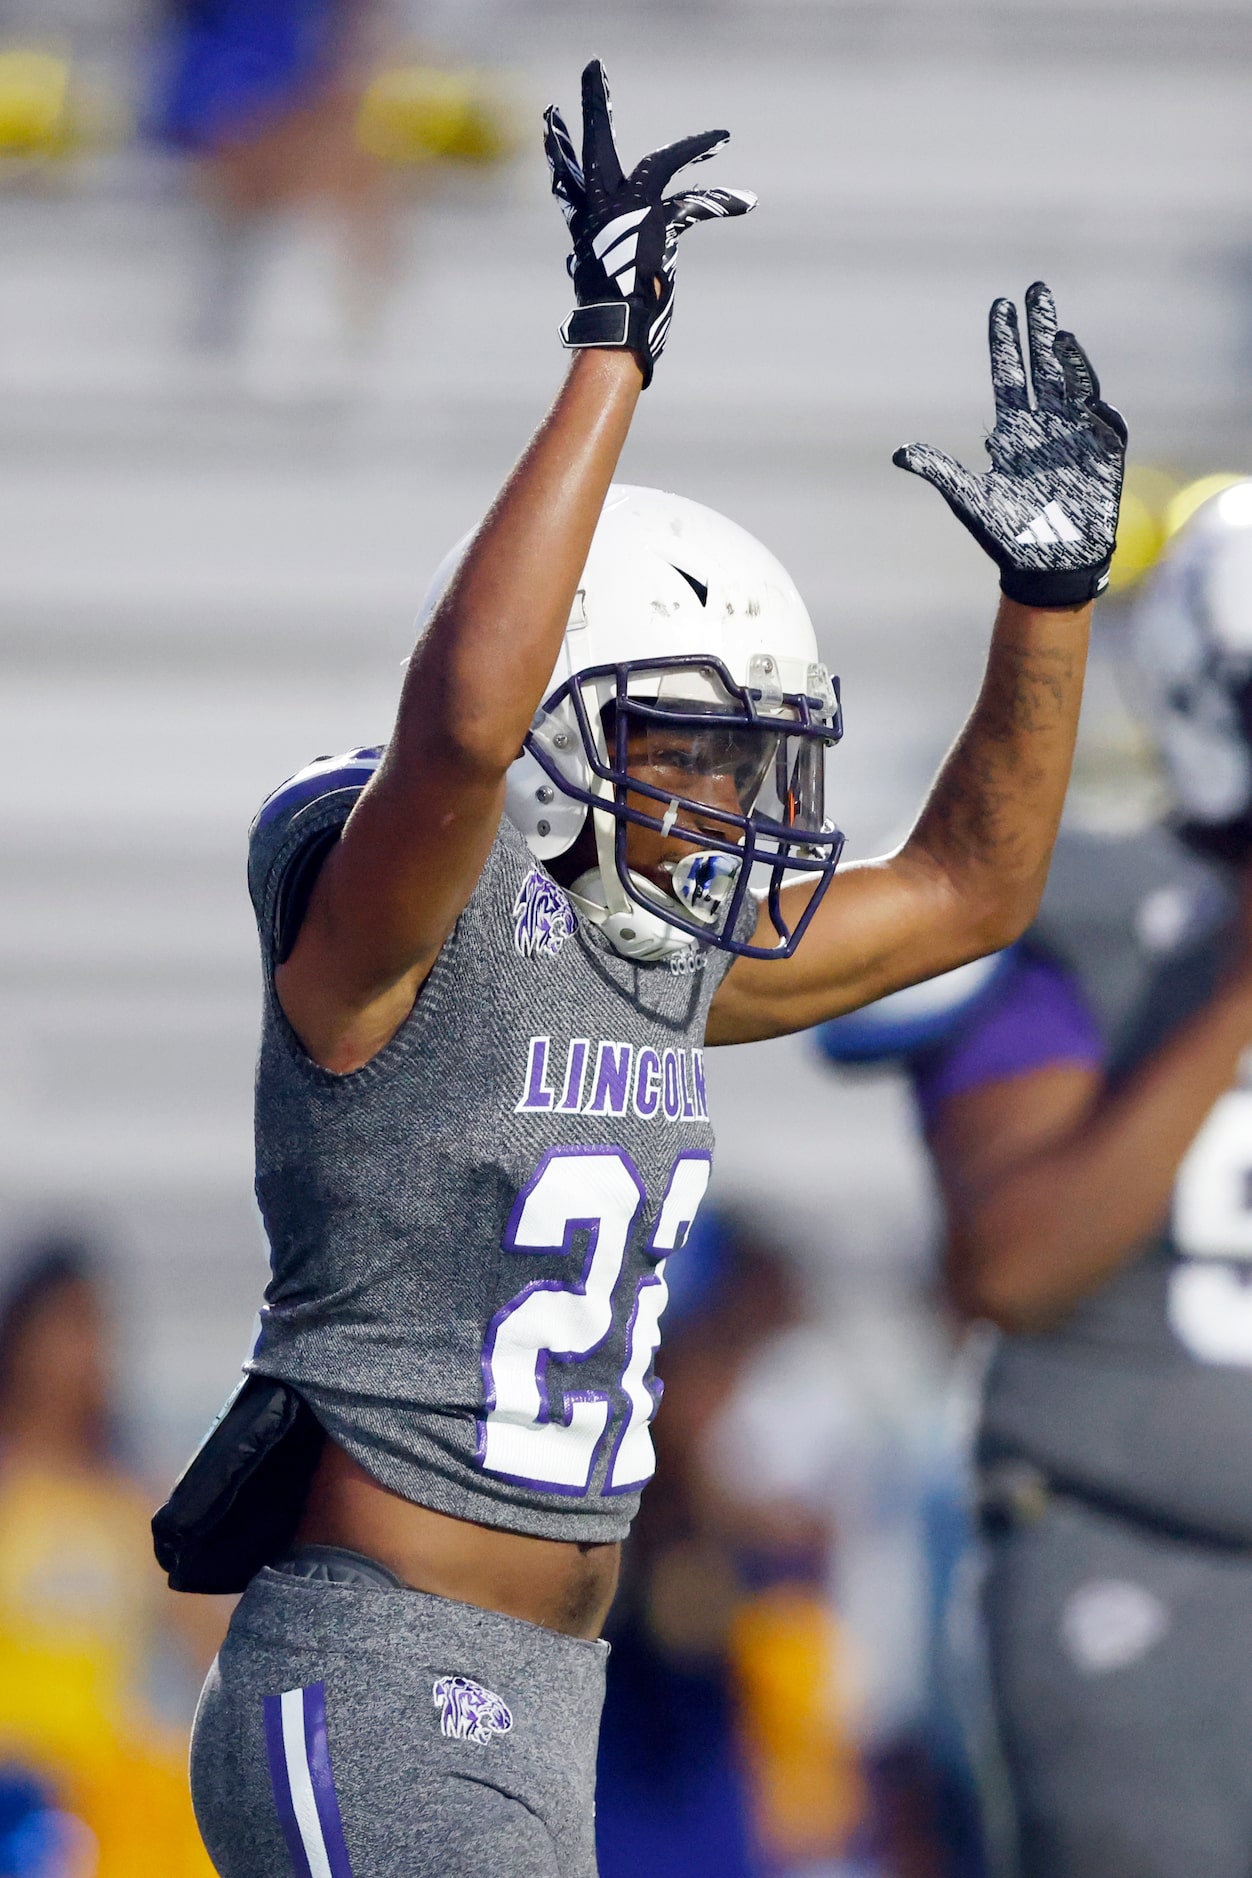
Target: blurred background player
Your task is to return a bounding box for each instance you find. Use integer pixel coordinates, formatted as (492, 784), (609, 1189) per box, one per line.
(0, 1235), (227, 1878)
(150, 0), (397, 367)
(598, 1211), (963, 1878)
(819, 479), (1252, 1878)
(596, 1213), (865, 1878)
(148, 0), (518, 386)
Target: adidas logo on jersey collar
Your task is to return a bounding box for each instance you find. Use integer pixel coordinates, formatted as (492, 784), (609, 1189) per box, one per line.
(1013, 501), (1083, 548)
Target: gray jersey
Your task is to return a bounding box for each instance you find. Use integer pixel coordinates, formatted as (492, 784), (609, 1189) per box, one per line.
(245, 752), (736, 1543)
(976, 829), (1252, 1542)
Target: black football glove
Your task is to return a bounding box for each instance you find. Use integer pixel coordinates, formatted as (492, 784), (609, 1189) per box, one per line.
(894, 282), (1127, 608)
(544, 59), (756, 388)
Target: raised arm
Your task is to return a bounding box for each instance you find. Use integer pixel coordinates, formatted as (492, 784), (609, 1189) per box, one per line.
(930, 891), (1252, 1331)
(277, 62), (754, 1072)
(709, 284), (1126, 1044)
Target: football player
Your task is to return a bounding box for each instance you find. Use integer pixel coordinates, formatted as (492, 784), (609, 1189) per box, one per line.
(173, 59), (1125, 1878)
(819, 482), (1252, 1878)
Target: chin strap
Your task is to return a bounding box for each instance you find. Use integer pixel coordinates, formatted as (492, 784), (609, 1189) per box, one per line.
(566, 804), (687, 959)
(591, 802), (636, 923)
(568, 805), (742, 962)
(569, 871), (692, 963)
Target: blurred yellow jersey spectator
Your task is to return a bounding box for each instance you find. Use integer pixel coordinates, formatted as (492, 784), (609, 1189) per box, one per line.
(730, 1582), (864, 1866)
(0, 1238), (225, 1877)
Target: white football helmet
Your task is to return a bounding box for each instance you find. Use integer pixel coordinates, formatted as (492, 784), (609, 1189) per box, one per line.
(1131, 479), (1252, 856)
(417, 485), (844, 959)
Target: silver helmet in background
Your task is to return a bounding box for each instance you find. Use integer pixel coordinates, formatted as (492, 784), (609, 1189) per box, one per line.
(1132, 478), (1252, 861)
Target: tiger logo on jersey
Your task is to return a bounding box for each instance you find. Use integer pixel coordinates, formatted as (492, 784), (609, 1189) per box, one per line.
(432, 1675), (514, 1744)
(513, 870), (576, 960)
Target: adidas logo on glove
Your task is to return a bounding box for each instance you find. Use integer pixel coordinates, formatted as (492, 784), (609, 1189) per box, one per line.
(1014, 501), (1083, 548)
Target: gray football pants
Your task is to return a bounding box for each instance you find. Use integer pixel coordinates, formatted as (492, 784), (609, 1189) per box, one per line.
(190, 1552), (607, 1878)
(983, 1493), (1252, 1878)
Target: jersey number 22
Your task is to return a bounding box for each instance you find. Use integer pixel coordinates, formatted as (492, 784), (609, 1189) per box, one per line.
(479, 1146), (711, 1494)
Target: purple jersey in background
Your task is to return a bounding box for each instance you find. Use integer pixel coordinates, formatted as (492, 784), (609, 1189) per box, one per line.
(909, 948), (1105, 1133)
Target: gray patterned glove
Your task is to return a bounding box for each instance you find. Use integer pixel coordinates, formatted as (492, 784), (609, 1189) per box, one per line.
(894, 282), (1127, 608)
(544, 60), (756, 388)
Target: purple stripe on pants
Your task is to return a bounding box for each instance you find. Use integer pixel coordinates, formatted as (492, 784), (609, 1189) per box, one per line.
(303, 1681), (355, 1878)
(263, 1690), (314, 1878)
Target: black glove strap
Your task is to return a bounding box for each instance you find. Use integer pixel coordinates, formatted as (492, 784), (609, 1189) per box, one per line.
(1000, 560), (1111, 610)
(561, 302), (629, 347)
(560, 302), (653, 387)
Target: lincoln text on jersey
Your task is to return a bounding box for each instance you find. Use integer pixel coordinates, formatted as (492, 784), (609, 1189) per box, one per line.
(515, 1036), (709, 1121)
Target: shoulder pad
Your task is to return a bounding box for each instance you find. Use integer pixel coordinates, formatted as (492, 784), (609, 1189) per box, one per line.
(248, 747), (382, 962)
(815, 946), (1017, 1068)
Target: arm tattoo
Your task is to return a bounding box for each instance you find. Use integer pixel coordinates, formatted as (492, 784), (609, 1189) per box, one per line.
(915, 618), (1084, 881)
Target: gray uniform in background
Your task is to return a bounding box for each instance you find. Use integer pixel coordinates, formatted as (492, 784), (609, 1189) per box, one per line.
(946, 831), (1252, 1878)
(190, 754), (737, 1878)
(976, 830), (1252, 1547)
